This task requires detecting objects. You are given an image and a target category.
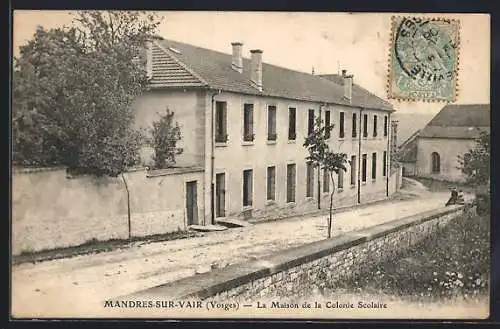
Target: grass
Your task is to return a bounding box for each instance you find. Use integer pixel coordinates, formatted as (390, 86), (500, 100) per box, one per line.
(329, 210), (490, 303)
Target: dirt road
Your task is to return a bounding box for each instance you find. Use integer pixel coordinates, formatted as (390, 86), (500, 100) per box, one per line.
(12, 189), (452, 317)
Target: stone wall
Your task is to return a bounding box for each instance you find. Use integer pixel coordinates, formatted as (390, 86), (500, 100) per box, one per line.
(12, 166), (204, 255)
(128, 204), (467, 301)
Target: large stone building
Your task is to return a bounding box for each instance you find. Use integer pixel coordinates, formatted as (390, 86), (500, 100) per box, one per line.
(133, 38), (398, 226)
(400, 104), (490, 182)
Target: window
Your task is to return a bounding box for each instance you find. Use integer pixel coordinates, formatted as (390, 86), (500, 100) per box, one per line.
(308, 109), (315, 135)
(339, 112), (345, 138)
(243, 104), (254, 142)
(288, 107), (296, 140)
(267, 105), (277, 141)
(338, 168), (344, 189)
(373, 115), (378, 137)
(267, 166), (276, 201)
(383, 151), (387, 177)
(363, 114), (368, 138)
(243, 169), (253, 206)
(306, 162), (314, 197)
(352, 113), (357, 138)
(215, 173), (225, 217)
(215, 101), (228, 142)
(384, 116), (388, 137)
(350, 155), (357, 186)
(431, 152), (441, 174)
(286, 164), (296, 203)
(372, 152), (377, 180)
(362, 154), (367, 182)
(324, 110), (331, 139)
(323, 169), (330, 193)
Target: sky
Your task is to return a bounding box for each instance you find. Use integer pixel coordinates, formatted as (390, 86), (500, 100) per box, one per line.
(12, 11), (490, 116)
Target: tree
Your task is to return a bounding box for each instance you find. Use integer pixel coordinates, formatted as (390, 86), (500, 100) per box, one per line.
(303, 116), (348, 238)
(458, 130), (490, 186)
(148, 109), (183, 169)
(12, 11), (163, 177)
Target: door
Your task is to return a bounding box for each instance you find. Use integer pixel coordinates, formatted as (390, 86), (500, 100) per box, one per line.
(216, 173), (225, 217)
(186, 181), (198, 225)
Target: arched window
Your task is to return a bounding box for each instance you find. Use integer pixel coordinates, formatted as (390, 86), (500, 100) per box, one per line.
(431, 152), (441, 174)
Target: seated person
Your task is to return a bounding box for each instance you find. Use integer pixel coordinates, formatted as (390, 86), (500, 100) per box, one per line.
(457, 190), (465, 204)
(445, 187), (458, 206)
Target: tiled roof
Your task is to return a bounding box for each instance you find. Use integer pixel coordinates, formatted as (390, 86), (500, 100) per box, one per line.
(318, 74), (394, 112)
(149, 39), (394, 112)
(425, 104), (490, 127)
(399, 139), (418, 162)
(398, 130), (420, 162)
(399, 129), (420, 150)
(420, 104), (490, 139)
(419, 126), (490, 139)
(149, 42), (207, 88)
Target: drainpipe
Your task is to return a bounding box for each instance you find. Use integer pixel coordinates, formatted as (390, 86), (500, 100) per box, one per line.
(357, 108), (362, 204)
(210, 90), (221, 225)
(386, 112), (391, 197)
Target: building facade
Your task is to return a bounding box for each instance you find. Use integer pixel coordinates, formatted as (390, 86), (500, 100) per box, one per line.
(133, 38), (397, 226)
(414, 104), (490, 182)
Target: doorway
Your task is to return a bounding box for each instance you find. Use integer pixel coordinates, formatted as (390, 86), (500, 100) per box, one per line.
(186, 181), (198, 225)
(215, 173), (226, 217)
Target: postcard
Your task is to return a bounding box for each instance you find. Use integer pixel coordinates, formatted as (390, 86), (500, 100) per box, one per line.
(11, 10), (490, 320)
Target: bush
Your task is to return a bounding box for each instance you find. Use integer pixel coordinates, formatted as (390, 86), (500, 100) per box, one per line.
(330, 212), (490, 302)
(474, 185), (490, 216)
(12, 12), (162, 177)
(148, 109), (183, 169)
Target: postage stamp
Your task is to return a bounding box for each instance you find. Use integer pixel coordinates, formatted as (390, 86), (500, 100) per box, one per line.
(388, 16), (460, 102)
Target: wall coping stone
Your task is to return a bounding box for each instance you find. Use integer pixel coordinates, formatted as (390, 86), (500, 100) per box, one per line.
(12, 165), (204, 177)
(124, 205), (465, 300)
(146, 166), (204, 177)
(12, 166), (67, 174)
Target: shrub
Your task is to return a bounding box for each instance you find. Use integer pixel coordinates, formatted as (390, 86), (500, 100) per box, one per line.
(12, 11), (162, 177)
(474, 185), (490, 216)
(148, 109), (183, 169)
(329, 212), (490, 302)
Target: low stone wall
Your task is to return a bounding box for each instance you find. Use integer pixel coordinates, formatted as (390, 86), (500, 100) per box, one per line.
(128, 204), (469, 301)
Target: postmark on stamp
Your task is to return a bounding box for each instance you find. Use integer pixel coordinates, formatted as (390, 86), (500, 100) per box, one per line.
(388, 16), (460, 102)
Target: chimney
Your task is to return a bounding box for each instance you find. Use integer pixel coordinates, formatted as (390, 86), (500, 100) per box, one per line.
(146, 40), (153, 80)
(231, 42), (243, 73)
(342, 70), (353, 102)
(250, 49), (263, 92)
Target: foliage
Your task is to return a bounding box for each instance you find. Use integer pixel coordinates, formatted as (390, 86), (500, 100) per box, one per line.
(474, 185), (490, 216)
(331, 211), (490, 302)
(457, 131), (490, 186)
(303, 115), (348, 238)
(12, 11), (163, 177)
(148, 109), (183, 169)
